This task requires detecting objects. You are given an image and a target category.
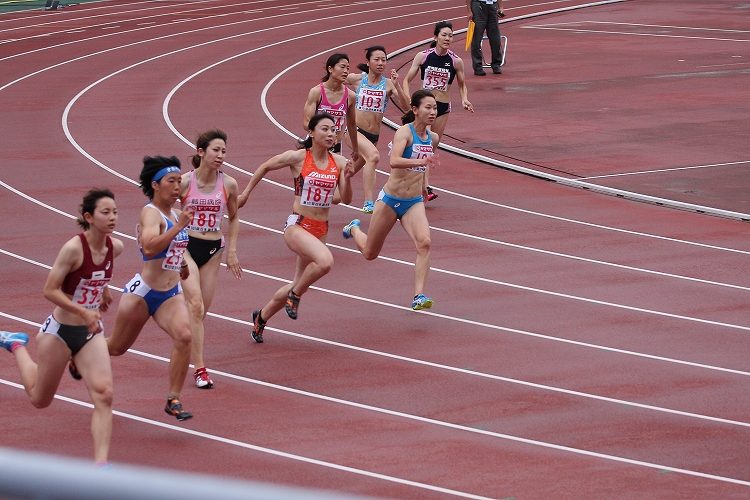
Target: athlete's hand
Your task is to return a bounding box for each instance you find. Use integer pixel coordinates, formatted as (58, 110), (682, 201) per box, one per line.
(178, 205), (195, 229)
(462, 99), (474, 113)
(390, 69), (400, 85)
(237, 191), (249, 209)
(82, 308), (102, 334)
(99, 287), (113, 313)
(343, 159), (355, 180)
(426, 154), (440, 170)
(226, 251), (242, 280)
(180, 264), (190, 280)
(350, 149), (361, 166)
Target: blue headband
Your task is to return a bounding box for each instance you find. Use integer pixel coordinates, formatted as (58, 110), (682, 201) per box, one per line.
(151, 166), (180, 183)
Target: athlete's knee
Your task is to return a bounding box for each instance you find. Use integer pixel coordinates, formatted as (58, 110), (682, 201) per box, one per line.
(415, 234), (431, 254)
(361, 247), (379, 261)
(30, 392), (55, 409)
(367, 149), (380, 165)
(173, 328), (192, 350)
(185, 294), (205, 320)
(91, 381), (114, 408)
(107, 339), (127, 357)
(317, 255), (334, 275)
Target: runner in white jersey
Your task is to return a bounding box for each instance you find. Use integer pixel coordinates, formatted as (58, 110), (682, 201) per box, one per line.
(1, 188), (124, 467)
(344, 45), (409, 214)
(179, 129), (241, 389)
(303, 53), (359, 162)
(107, 156), (196, 422)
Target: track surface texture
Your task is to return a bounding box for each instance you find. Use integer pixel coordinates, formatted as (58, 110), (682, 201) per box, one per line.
(1, 0), (749, 498)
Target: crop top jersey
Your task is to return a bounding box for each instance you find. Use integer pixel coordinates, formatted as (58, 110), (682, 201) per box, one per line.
(137, 204), (189, 272)
(61, 233), (114, 310)
(419, 48), (458, 92)
(316, 83), (349, 132)
(181, 170), (227, 232)
(294, 150), (339, 208)
(388, 123), (434, 173)
(355, 73), (388, 114)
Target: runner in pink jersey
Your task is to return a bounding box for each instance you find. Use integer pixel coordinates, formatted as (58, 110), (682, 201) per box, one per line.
(179, 129), (241, 389)
(1, 188), (123, 466)
(303, 53), (360, 163)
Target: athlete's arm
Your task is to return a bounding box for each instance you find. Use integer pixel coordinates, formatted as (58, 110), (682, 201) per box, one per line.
(302, 86), (321, 131)
(402, 53), (422, 102)
(138, 205), (193, 259)
(454, 58), (474, 113)
(223, 175), (242, 279)
(238, 149), (305, 208)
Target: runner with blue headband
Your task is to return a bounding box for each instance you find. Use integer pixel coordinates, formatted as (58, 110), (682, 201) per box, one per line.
(105, 155), (196, 421)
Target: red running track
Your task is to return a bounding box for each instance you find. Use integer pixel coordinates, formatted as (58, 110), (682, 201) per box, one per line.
(1, 0), (750, 498)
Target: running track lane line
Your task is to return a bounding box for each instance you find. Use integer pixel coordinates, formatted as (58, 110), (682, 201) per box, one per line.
(1, 376), (749, 489)
(3, 274), (750, 430)
(3, 185), (750, 378)
(0, 380), (495, 500)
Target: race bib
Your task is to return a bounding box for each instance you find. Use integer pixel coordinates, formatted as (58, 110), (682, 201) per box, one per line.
(357, 88), (387, 113)
(299, 174), (336, 208)
(187, 203), (221, 232)
(423, 66), (449, 92)
(71, 271), (110, 310)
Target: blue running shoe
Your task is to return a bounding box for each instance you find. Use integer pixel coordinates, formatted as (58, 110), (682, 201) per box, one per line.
(343, 219), (360, 239)
(412, 294), (434, 310)
(0, 331), (28, 352)
(362, 201), (374, 214)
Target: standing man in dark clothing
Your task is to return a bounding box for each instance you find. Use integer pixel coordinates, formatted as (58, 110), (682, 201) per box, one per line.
(466, 0), (504, 75)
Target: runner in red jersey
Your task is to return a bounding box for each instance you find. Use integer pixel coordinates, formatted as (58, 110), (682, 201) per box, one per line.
(1, 188), (123, 467)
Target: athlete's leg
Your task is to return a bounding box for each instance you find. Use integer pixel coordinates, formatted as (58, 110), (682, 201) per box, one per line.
(399, 203), (431, 296)
(182, 251), (221, 371)
(152, 295), (192, 397)
(14, 331), (69, 408)
(74, 334), (113, 463)
(107, 293), (150, 357)
(352, 198), (398, 260)
(284, 226), (333, 295)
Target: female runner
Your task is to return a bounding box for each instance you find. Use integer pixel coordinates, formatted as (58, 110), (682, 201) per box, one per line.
(180, 129), (241, 389)
(303, 53), (359, 164)
(402, 20), (473, 201)
(239, 113), (354, 342)
(107, 156), (195, 421)
(344, 45), (409, 214)
(1, 188), (124, 466)
(343, 90), (439, 310)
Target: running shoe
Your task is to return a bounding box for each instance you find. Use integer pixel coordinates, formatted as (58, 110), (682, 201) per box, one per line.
(164, 397), (193, 421)
(68, 358), (82, 380)
(194, 367), (213, 389)
(0, 331), (28, 352)
(362, 201), (374, 214)
(412, 294), (434, 310)
(342, 219), (360, 239)
(251, 309), (266, 343)
(285, 289), (301, 320)
(426, 186), (438, 202)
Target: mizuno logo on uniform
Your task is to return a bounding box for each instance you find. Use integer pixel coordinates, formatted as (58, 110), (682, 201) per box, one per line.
(444, 63), (450, 66)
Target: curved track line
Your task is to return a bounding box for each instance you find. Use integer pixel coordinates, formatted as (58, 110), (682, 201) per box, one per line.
(0, 381), (494, 500)
(5, 249), (750, 432)
(4, 183), (750, 377)
(2, 374), (749, 488)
